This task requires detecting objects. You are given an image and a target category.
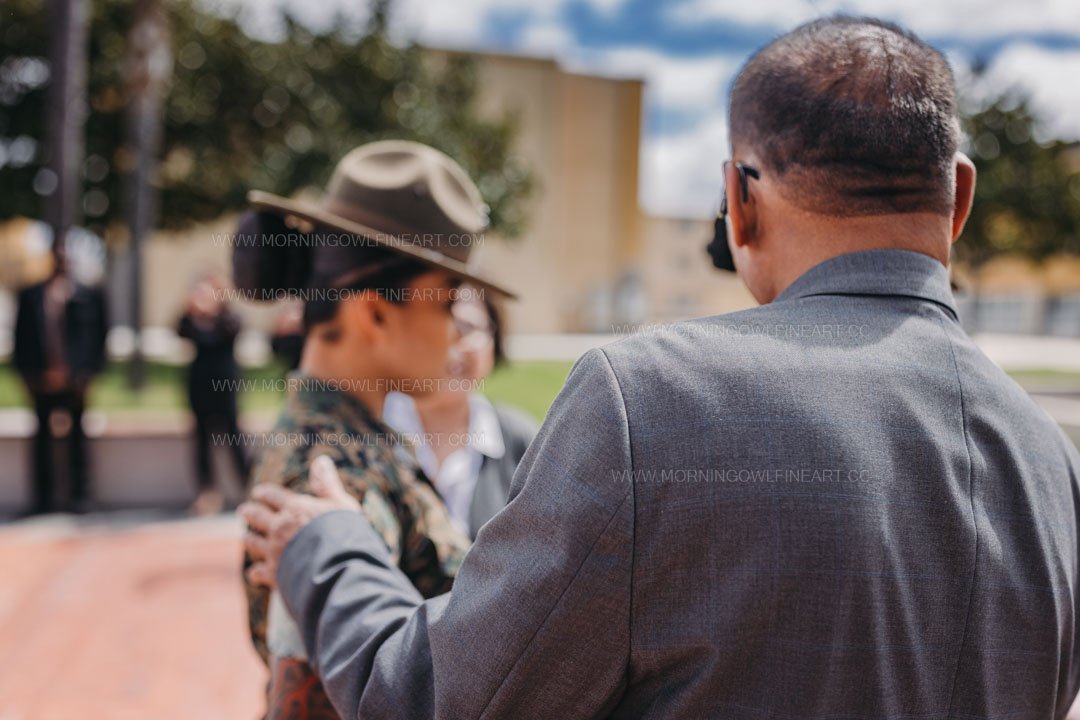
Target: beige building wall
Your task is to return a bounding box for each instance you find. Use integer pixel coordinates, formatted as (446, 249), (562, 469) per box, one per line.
(459, 51), (752, 331)
(446, 51), (646, 333)
(640, 215), (756, 323)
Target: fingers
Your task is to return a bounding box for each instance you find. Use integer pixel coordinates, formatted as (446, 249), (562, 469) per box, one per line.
(243, 527), (273, 561)
(309, 455), (358, 508)
(308, 455), (336, 496)
(251, 483), (295, 511)
(246, 561), (275, 588)
(238, 501), (276, 535)
(243, 522), (276, 588)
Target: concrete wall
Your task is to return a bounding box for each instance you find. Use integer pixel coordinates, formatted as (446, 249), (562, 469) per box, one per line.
(0, 417), (251, 514)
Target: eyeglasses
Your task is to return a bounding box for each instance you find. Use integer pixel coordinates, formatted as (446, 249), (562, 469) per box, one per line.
(705, 161), (760, 273)
(451, 295), (494, 343)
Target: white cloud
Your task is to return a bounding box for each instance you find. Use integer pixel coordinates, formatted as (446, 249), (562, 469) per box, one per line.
(641, 114), (730, 218)
(668, 0), (815, 31)
(390, 0), (631, 49)
(390, 0), (527, 47)
(202, 0), (372, 40)
(974, 44), (1080, 142)
(518, 21), (576, 55)
(588, 0), (633, 15)
(570, 49), (741, 114)
(667, 0), (1080, 41)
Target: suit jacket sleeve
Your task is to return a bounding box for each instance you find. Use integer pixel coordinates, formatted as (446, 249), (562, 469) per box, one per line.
(277, 348), (635, 719)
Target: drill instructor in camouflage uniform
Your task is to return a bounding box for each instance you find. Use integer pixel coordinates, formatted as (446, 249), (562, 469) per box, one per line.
(235, 141), (515, 719)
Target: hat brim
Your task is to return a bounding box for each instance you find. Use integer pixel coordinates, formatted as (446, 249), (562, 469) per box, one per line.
(247, 190), (517, 300)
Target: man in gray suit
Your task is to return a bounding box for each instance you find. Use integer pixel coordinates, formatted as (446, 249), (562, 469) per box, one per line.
(241, 16), (1080, 718)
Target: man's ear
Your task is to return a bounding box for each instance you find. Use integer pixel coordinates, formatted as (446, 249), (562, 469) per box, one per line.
(951, 153), (977, 243)
(338, 292), (381, 343)
(724, 162), (757, 249)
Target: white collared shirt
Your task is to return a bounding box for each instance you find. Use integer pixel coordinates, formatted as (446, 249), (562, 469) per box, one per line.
(383, 391), (505, 536)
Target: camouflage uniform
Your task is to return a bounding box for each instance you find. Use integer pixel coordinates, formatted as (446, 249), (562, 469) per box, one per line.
(243, 373), (471, 718)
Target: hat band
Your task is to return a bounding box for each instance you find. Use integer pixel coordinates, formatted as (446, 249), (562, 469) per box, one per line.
(321, 198), (474, 265)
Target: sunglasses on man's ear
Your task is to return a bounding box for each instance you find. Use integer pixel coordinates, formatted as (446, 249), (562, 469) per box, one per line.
(705, 162), (760, 272)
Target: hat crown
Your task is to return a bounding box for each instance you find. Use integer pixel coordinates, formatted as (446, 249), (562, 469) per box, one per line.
(325, 140), (488, 239)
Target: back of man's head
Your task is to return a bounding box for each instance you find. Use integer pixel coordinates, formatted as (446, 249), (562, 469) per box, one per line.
(730, 16), (960, 217)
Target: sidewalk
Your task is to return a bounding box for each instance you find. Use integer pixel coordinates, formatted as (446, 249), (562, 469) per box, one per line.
(2, 512), (1079, 717)
(0, 514), (266, 720)
(507, 332), (1080, 371)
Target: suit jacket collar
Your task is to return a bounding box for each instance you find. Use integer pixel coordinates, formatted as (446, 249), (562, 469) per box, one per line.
(774, 249), (958, 320)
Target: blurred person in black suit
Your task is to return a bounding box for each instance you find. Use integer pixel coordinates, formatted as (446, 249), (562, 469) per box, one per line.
(13, 244), (108, 515)
(178, 272), (250, 515)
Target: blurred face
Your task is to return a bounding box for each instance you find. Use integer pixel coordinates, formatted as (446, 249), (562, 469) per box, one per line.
(335, 270), (461, 397)
(191, 278), (223, 315)
(447, 290), (495, 385)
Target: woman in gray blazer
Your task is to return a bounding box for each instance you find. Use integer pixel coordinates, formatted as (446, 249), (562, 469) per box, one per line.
(384, 290), (537, 539)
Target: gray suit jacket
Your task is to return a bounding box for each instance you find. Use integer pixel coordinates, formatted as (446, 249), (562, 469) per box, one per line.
(468, 404), (538, 539)
(278, 249), (1080, 719)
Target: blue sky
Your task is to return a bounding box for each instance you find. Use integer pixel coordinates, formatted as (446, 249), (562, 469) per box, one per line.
(226, 0), (1080, 217)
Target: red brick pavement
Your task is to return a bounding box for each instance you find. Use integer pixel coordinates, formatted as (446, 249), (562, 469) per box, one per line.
(0, 515), (267, 720)
(2, 514), (1079, 718)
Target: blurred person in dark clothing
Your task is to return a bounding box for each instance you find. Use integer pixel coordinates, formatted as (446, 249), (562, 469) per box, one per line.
(270, 300), (305, 372)
(178, 272), (250, 515)
(14, 244), (107, 515)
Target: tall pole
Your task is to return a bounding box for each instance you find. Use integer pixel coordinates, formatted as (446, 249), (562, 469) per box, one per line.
(45, 0), (90, 264)
(125, 0), (170, 390)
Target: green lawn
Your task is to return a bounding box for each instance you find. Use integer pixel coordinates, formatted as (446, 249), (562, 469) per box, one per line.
(0, 361), (575, 422)
(1004, 369), (1080, 392)
(482, 361), (574, 421)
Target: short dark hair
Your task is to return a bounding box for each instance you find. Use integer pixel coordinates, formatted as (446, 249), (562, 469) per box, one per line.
(483, 293), (508, 367)
(230, 210), (434, 331)
(303, 245), (430, 331)
(729, 16), (960, 216)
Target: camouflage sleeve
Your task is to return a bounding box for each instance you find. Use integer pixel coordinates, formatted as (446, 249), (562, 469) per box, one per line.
(243, 446), (471, 665)
(322, 462), (469, 598)
(242, 446), (313, 667)
(243, 451), (398, 666)
(243, 550), (272, 666)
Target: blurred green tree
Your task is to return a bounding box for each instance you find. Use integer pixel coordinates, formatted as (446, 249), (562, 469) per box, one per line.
(0, 0), (533, 237)
(957, 94), (1080, 267)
